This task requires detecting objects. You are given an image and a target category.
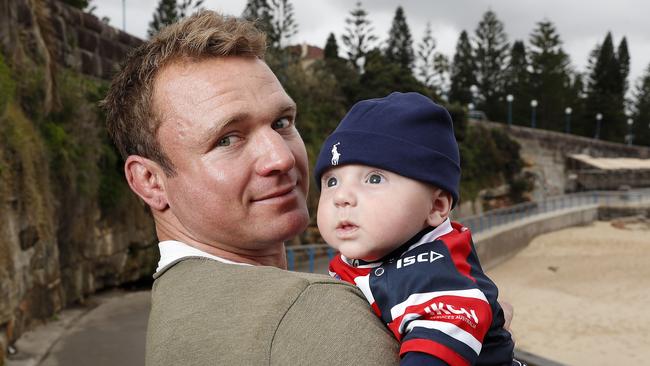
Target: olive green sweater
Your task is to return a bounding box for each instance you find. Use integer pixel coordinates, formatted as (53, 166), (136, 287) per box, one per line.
(146, 258), (399, 365)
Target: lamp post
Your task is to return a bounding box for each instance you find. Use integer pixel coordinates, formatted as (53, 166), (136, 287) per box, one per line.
(595, 113), (602, 139)
(530, 99), (538, 128)
(564, 107), (572, 134)
(627, 118), (634, 145)
(506, 94), (514, 127)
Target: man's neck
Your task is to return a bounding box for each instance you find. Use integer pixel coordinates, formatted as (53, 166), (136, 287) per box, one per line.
(155, 219), (288, 268)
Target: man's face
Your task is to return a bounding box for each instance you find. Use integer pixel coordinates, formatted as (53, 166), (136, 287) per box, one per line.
(317, 164), (435, 261)
(154, 57), (309, 251)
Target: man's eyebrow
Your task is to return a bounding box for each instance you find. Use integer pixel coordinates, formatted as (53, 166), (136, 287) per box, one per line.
(201, 115), (243, 149)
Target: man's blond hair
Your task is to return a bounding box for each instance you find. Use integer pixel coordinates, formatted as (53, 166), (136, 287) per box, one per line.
(101, 11), (266, 175)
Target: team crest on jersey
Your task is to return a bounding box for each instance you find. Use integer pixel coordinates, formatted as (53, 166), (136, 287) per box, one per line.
(331, 142), (341, 165)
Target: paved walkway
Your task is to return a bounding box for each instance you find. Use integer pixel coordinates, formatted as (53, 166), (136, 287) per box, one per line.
(8, 291), (150, 366)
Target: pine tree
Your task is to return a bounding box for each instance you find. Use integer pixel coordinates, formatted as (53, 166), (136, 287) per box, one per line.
(504, 40), (531, 125)
(449, 30), (477, 107)
(432, 53), (450, 100)
(385, 6), (415, 71)
(148, 0), (203, 37)
(528, 19), (572, 131)
(268, 0), (298, 49)
(342, 1), (377, 71)
(416, 22), (436, 87)
(617, 37), (630, 99)
(148, 0), (178, 38)
(473, 10), (510, 121)
(631, 63), (650, 146)
(584, 32), (626, 141)
(324, 33), (339, 60)
(242, 0), (273, 35)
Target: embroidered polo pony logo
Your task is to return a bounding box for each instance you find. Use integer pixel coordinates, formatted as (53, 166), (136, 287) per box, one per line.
(331, 142), (341, 165)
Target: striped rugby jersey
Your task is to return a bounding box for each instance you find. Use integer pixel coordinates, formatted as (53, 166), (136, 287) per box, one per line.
(329, 219), (514, 366)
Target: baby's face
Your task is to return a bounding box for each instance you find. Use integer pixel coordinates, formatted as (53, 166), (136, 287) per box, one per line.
(317, 164), (436, 261)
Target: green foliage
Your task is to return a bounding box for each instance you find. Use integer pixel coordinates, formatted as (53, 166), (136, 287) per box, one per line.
(632, 63), (650, 146)
(504, 40), (532, 125)
(416, 22), (436, 88)
(357, 49), (431, 101)
(449, 30), (476, 107)
(242, 0), (298, 50)
(458, 124), (528, 203)
(584, 32), (627, 141)
(0, 53), (15, 115)
(528, 20), (572, 131)
(148, 0), (204, 38)
(324, 33), (339, 59)
(384, 6), (414, 71)
(342, 1), (377, 71)
(474, 10), (509, 120)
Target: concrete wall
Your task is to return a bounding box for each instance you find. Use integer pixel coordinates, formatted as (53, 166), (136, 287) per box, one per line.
(474, 203), (650, 269)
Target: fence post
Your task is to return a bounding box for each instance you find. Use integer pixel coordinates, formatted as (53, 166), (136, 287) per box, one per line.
(287, 248), (295, 271)
(308, 247), (315, 273)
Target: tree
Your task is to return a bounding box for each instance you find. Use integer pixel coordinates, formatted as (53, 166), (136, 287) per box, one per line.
(617, 37), (630, 100)
(504, 40), (531, 125)
(473, 10), (509, 121)
(631, 63), (650, 146)
(584, 32), (626, 141)
(384, 6), (415, 71)
(148, 0), (203, 37)
(449, 30), (477, 107)
(269, 0), (298, 49)
(342, 2), (378, 71)
(416, 22), (436, 87)
(324, 33), (339, 60)
(242, 0), (273, 35)
(431, 53), (450, 100)
(356, 49), (429, 101)
(528, 19), (572, 131)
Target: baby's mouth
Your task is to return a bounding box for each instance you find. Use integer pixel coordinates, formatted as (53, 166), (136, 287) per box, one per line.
(336, 221), (359, 237)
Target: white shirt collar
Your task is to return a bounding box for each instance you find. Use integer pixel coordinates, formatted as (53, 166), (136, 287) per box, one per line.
(155, 240), (251, 274)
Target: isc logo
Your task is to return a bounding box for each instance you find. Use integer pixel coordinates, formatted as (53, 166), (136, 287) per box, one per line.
(396, 251), (444, 269)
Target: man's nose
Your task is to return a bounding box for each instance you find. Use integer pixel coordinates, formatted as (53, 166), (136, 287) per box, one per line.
(254, 129), (296, 176)
(333, 184), (356, 207)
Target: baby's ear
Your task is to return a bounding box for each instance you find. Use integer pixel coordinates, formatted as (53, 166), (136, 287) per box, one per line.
(426, 189), (452, 227)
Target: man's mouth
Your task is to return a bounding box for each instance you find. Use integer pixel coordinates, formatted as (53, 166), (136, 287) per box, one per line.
(252, 184), (296, 203)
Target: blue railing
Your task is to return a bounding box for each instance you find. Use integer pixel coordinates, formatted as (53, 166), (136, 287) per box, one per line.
(287, 188), (650, 272)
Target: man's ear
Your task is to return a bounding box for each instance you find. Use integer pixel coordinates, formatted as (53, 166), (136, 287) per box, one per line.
(124, 155), (169, 212)
(426, 189), (452, 227)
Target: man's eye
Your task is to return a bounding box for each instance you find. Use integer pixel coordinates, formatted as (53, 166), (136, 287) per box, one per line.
(366, 174), (383, 184)
(326, 177), (337, 187)
(217, 136), (233, 146)
(272, 117), (291, 130)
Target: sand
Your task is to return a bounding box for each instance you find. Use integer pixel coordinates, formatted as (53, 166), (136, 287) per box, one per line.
(486, 220), (650, 366)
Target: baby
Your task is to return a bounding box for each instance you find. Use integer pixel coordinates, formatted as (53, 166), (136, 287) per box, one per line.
(315, 92), (520, 365)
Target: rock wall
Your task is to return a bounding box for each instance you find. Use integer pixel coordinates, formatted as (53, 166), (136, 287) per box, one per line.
(472, 120), (650, 200)
(0, 0), (155, 358)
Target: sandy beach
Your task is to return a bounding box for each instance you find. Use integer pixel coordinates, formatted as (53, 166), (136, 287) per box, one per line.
(487, 219), (650, 365)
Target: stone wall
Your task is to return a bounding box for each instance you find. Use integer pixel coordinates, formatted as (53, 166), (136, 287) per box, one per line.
(1, 0), (143, 81)
(0, 0), (154, 359)
(472, 120), (650, 200)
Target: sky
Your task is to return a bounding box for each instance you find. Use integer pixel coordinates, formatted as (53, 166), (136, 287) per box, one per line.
(93, 0), (650, 89)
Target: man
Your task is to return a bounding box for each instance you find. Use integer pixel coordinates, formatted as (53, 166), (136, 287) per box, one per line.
(102, 11), (399, 365)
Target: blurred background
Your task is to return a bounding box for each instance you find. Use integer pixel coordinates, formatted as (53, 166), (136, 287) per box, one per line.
(1, 1), (649, 365)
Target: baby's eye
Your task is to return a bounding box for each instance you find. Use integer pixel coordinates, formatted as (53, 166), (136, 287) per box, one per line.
(326, 177), (338, 187)
(365, 174), (384, 184)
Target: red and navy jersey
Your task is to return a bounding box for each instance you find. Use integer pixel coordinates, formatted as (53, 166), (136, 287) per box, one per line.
(329, 219), (514, 366)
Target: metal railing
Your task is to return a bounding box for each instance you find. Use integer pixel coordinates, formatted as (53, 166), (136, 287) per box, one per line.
(286, 188), (650, 272)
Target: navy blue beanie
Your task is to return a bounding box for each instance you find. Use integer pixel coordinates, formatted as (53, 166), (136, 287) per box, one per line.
(314, 92), (460, 207)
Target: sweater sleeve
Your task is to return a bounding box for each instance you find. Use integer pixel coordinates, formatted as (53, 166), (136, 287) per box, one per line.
(270, 281), (399, 366)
